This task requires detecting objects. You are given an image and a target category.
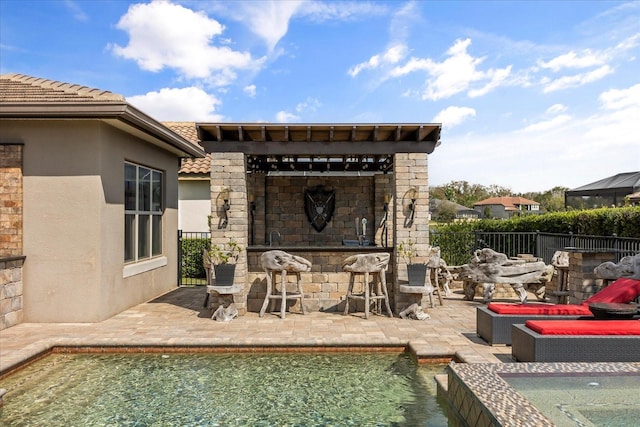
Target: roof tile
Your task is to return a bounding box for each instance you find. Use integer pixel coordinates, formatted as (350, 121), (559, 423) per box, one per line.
(0, 73), (124, 103)
(163, 122), (211, 175)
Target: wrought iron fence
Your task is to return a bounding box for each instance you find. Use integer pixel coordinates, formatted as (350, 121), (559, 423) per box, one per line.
(430, 230), (640, 265)
(178, 230), (639, 284)
(178, 230), (211, 286)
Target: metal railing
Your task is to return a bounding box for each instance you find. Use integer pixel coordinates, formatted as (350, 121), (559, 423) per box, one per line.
(178, 230), (211, 286)
(430, 230), (640, 265)
(178, 230), (639, 284)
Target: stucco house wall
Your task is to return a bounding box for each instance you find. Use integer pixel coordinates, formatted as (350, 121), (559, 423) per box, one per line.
(178, 179), (210, 232)
(0, 73), (204, 325)
(4, 120), (180, 322)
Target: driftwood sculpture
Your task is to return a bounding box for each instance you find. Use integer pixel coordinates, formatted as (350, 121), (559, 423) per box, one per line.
(260, 250), (312, 319)
(459, 248), (554, 303)
(594, 253), (640, 280)
(399, 303), (431, 320)
(211, 303), (238, 321)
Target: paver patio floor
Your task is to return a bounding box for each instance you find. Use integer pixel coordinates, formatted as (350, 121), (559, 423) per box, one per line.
(0, 285), (518, 375)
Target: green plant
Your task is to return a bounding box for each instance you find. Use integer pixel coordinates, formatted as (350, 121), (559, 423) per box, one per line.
(398, 239), (417, 264)
(209, 239), (242, 264)
(181, 237), (210, 278)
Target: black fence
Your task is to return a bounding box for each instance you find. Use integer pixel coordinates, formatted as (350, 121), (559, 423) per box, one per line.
(429, 230), (640, 265)
(178, 230), (211, 286)
(178, 230), (640, 285)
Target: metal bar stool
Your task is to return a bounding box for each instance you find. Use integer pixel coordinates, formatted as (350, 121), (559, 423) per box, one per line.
(259, 250), (312, 319)
(342, 253), (393, 319)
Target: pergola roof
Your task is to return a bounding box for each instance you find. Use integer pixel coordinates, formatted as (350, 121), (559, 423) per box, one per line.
(197, 123), (441, 173)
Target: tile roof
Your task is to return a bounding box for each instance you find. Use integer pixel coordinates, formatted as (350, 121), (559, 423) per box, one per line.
(163, 122), (211, 175)
(0, 73), (205, 158)
(0, 73), (124, 103)
(474, 196), (539, 210)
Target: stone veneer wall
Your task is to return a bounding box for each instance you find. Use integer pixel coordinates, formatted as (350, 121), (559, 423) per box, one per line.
(393, 153), (431, 313)
(211, 151), (434, 316)
(567, 250), (616, 304)
(1, 143), (24, 329)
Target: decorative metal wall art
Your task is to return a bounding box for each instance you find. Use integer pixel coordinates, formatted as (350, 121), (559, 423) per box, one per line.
(304, 185), (335, 232)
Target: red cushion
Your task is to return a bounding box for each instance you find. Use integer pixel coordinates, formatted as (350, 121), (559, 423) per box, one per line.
(525, 319), (640, 335)
(488, 303), (592, 315)
(584, 278), (640, 304)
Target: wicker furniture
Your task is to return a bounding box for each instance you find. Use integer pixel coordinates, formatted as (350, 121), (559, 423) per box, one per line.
(477, 277), (640, 345)
(511, 320), (640, 362)
(476, 305), (590, 345)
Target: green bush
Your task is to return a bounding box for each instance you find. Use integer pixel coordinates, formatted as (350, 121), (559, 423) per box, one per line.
(471, 207), (640, 237)
(181, 238), (210, 278)
(430, 207), (640, 264)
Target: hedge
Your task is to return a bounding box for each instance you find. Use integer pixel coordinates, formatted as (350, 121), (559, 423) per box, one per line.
(181, 237), (210, 278)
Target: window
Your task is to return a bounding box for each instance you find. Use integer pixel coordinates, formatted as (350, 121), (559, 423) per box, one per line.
(125, 162), (163, 263)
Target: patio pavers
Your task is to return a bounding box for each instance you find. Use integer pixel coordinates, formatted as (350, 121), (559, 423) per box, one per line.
(0, 285), (516, 375)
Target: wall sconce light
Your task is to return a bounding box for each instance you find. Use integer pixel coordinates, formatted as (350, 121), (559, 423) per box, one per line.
(405, 187), (419, 227)
(219, 188), (231, 229)
(381, 193), (391, 247)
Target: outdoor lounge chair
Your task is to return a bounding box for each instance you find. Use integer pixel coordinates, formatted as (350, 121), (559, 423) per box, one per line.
(476, 277), (640, 345)
(511, 318), (640, 362)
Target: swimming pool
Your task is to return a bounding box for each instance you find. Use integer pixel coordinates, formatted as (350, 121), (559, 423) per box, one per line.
(0, 352), (450, 426)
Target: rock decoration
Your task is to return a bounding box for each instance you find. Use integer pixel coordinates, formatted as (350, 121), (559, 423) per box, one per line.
(459, 248), (554, 303)
(594, 253), (640, 280)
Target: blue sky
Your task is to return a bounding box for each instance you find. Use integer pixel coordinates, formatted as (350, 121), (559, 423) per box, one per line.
(1, 0), (639, 193)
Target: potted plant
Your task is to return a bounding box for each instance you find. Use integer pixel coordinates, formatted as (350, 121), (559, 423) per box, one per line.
(209, 239), (242, 286)
(398, 239), (427, 286)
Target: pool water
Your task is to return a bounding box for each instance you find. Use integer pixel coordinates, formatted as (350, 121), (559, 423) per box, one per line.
(0, 352), (450, 426)
(505, 373), (640, 427)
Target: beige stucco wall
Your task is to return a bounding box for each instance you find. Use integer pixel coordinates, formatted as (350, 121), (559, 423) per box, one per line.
(178, 179), (210, 232)
(1, 120), (179, 322)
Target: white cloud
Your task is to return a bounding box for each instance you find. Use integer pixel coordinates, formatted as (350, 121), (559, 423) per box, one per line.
(237, 0), (304, 51)
(537, 50), (605, 71)
(110, 1), (261, 83)
(348, 44), (408, 77)
(385, 38), (512, 101)
(543, 65), (613, 92)
(599, 83), (640, 110)
(297, 1), (388, 23)
(244, 84), (257, 97)
(521, 114), (572, 132)
(547, 104), (567, 114)
(433, 106), (476, 129)
(296, 97), (321, 113)
(431, 83), (640, 192)
(275, 111), (300, 122)
(64, 0), (88, 22)
(127, 87), (223, 121)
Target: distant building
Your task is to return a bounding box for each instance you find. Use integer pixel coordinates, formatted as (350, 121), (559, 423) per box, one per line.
(565, 171), (640, 209)
(473, 197), (540, 219)
(430, 198), (480, 221)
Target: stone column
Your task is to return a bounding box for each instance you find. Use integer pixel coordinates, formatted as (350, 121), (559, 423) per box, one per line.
(210, 152), (249, 315)
(566, 250), (616, 304)
(393, 152), (430, 313)
(1, 143), (24, 329)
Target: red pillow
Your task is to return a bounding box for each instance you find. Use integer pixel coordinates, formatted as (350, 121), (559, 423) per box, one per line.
(525, 319), (640, 335)
(584, 278), (640, 304)
(487, 303), (592, 315)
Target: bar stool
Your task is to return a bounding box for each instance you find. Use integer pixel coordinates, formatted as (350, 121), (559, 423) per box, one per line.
(342, 253), (393, 319)
(259, 250), (312, 319)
